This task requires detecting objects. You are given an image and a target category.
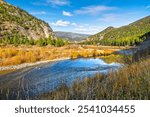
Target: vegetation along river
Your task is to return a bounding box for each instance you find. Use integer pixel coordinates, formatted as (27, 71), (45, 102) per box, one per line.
(0, 58), (122, 99)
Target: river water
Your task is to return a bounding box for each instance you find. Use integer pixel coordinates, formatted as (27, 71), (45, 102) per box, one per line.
(0, 58), (122, 99)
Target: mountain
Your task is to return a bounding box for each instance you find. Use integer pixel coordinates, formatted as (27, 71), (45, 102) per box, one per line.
(85, 16), (150, 46)
(54, 31), (90, 42)
(86, 26), (114, 41)
(0, 0), (54, 40)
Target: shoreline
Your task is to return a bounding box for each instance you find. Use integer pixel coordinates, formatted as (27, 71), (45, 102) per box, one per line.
(0, 45), (129, 72)
(0, 57), (70, 71)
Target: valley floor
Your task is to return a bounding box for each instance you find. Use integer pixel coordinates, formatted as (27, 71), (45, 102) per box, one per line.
(0, 44), (127, 74)
(0, 43), (150, 100)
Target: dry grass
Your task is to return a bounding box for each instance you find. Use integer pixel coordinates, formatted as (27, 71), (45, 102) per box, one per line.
(0, 45), (149, 100)
(0, 69), (15, 75)
(37, 58), (150, 100)
(101, 54), (132, 64)
(0, 45), (121, 66)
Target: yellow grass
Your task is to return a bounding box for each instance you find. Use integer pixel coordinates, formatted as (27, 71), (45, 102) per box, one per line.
(0, 69), (15, 75)
(0, 45), (123, 66)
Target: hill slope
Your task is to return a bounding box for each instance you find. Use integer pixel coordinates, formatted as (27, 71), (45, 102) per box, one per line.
(0, 0), (54, 40)
(55, 31), (90, 42)
(85, 16), (150, 46)
(86, 26), (114, 41)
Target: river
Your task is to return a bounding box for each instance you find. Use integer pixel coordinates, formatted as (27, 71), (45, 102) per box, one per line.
(0, 58), (122, 99)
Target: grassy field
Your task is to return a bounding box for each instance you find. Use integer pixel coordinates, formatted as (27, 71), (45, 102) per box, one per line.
(0, 45), (125, 67)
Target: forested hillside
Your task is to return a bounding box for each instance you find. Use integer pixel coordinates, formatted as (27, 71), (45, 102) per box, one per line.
(0, 0), (53, 40)
(0, 0), (68, 47)
(84, 16), (150, 46)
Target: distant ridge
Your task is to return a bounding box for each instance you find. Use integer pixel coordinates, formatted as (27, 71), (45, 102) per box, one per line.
(55, 31), (90, 42)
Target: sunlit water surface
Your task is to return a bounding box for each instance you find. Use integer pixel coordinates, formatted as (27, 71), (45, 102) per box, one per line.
(0, 58), (122, 99)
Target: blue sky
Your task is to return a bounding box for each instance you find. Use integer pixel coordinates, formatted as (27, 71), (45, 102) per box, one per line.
(5, 0), (150, 34)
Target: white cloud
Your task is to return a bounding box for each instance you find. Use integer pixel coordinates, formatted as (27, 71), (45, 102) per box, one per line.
(146, 5), (150, 9)
(98, 14), (118, 22)
(47, 0), (69, 6)
(51, 21), (104, 34)
(30, 11), (47, 15)
(52, 20), (71, 27)
(77, 25), (84, 28)
(71, 23), (77, 26)
(75, 5), (116, 15)
(74, 25), (105, 34)
(51, 20), (77, 27)
(62, 11), (73, 16)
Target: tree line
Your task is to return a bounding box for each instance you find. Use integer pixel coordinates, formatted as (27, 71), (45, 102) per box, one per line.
(0, 34), (69, 47)
(82, 34), (147, 46)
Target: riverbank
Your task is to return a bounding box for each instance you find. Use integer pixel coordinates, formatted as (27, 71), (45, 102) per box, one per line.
(0, 57), (69, 72)
(37, 57), (150, 100)
(0, 45), (126, 72)
(0, 44), (149, 99)
(0, 58), (123, 99)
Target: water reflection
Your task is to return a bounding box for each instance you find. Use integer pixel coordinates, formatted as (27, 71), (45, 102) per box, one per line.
(0, 58), (122, 99)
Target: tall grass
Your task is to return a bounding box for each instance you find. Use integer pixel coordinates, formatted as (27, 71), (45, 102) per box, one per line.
(36, 45), (150, 100)
(1, 56), (150, 100)
(37, 58), (150, 100)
